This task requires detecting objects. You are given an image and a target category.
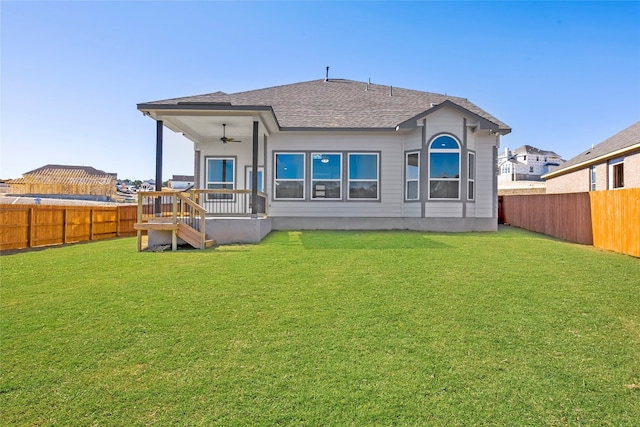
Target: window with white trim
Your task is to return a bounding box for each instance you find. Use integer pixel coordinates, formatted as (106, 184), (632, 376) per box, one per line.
(274, 153), (305, 199)
(429, 135), (460, 199)
(348, 153), (379, 199)
(311, 153), (342, 199)
(468, 152), (475, 201)
(406, 152), (419, 200)
(611, 159), (624, 189)
(590, 165), (596, 191)
(206, 157), (235, 200)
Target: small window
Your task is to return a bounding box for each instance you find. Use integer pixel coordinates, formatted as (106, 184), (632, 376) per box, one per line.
(348, 153), (379, 199)
(406, 152), (419, 200)
(275, 153), (305, 199)
(613, 163), (624, 188)
(468, 152), (475, 201)
(206, 157), (235, 200)
(590, 165), (596, 191)
(609, 158), (624, 189)
(429, 135), (460, 199)
(312, 153), (342, 199)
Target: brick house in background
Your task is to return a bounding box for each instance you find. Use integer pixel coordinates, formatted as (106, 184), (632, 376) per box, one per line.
(543, 121), (640, 193)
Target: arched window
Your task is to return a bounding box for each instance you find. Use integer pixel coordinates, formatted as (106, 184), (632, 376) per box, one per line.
(429, 135), (460, 199)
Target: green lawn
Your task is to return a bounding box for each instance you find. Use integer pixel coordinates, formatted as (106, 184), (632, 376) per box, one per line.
(1, 228), (639, 426)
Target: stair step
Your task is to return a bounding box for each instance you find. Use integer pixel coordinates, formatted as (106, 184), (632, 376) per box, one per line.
(204, 239), (216, 248)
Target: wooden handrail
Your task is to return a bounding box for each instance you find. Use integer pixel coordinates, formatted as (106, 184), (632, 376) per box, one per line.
(136, 191), (209, 250)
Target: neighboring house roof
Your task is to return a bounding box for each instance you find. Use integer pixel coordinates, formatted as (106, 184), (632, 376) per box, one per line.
(24, 164), (116, 177)
(543, 121), (640, 179)
(139, 79), (510, 133)
(511, 145), (562, 158)
(171, 175), (194, 182)
(9, 165), (116, 186)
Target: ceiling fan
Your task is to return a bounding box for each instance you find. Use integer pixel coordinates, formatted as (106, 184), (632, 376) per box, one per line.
(220, 123), (241, 143)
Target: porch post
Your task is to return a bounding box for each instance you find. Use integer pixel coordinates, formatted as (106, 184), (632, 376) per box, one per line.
(251, 120), (259, 216)
(155, 119), (163, 215)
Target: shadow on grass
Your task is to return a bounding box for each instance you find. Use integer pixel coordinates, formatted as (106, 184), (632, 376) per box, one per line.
(283, 230), (451, 250)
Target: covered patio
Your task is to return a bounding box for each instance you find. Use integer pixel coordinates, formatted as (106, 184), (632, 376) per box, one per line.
(134, 105), (278, 250)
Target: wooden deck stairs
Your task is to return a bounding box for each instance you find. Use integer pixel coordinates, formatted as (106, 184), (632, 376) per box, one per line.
(134, 191), (214, 252)
(134, 221), (215, 250)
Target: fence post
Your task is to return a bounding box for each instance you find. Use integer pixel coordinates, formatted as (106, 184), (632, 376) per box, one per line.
(116, 206), (121, 237)
(62, 208), (68, 244)
(89, 208), (94, 241)
(27, 208), (34, 248)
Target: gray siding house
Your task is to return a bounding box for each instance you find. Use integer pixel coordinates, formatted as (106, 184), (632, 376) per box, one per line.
(137, 78), (511, 240)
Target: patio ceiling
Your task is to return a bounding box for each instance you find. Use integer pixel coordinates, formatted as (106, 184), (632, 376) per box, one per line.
(139, 108), (278, 144)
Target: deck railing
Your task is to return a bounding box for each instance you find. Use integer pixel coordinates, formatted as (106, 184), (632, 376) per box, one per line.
(190, 189), (268, 217)
(136, 191), (207, 250)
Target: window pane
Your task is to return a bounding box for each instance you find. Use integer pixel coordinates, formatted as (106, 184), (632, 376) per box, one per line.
(313, 181), (341, 198)
(276, 154), (304, 179)
(349, 181), (378, 199)
(206, 183), (233, 199)
(312, 154), (341, 179)
(613, 163), (624, 188)
(430, 135), (459, 150)
(468, 181), (474, 200)
(407, 181), (418, 200)
(349, 154), (378, 179)
(468, 154), (475, 178)
(406, 153), (419, 180)
(430, 153), (460, 178)
(275, 181), (303, 199)
(248, 170), (263, 192)
(207, 159), (234, 183)
(430, 181), (459, 199)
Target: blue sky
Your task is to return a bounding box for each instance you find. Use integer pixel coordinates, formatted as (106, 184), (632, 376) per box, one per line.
(1, 1), (639, 180)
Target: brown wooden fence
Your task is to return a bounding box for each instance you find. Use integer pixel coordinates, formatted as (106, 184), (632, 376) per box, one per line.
(0, 204), (137, 251)
(501, 188), (640, 257)
(589, 188), (640, 258)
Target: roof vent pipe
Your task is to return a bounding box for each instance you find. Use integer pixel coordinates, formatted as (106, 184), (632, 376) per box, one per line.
(366, 77), (370, 91)
(390, 85), (393, 96)
(325, 66), (329, 82)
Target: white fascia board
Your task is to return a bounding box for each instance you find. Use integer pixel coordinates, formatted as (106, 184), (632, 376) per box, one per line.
(542, 143), (640, 179)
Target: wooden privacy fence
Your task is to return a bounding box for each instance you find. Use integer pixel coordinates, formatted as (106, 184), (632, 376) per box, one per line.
(501, 193), (593, 245)
(589, 188), (640, 258)
(0, 204), (137, 250)
(501, 188), (640, 258)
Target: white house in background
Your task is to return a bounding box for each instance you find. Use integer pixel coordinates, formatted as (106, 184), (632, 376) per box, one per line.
(169, 175), (195, 190)
(139, 180), (155, 192)
(498, 145), (564, 183)
(543, 121), (640, 193)
(137, 76), (511, 239)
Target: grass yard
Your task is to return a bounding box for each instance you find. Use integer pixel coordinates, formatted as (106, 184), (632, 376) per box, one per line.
(1, 227), (639, 426)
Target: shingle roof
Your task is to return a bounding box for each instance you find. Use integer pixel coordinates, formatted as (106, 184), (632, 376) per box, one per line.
(24, 164), (115, 177)
(143, 79), (510, 131)
(512, 145), (562, 158)
(10, 166), (116, 186)
(546, 121), (640, 176)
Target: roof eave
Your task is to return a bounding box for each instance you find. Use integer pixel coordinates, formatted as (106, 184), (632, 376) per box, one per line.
(396, 99), (511, 135)
(136, 103), (282, 134)
(542, 143), (640, 179)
